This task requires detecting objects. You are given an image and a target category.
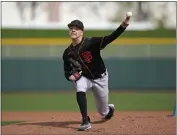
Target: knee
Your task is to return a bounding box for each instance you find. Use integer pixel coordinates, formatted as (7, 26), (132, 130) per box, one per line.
(77, 89), (86, 93)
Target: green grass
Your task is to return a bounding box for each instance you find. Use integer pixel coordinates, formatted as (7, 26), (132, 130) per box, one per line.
(2, 92), (176, 111)
(2, 28), (175, 38)
(1, 121), (25, 126)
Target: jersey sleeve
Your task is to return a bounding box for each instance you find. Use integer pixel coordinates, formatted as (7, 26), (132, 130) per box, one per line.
(89, 37), (103, 47)
(90, 25), (127, 50)
(100, 25), (126, 49)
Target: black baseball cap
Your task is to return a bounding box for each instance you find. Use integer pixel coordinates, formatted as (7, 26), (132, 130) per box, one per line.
(67, 20), (84, 31)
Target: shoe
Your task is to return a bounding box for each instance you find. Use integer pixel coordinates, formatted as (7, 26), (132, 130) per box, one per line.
(78, 116), (91, 131)
(78, 121), (91, 131)
(105, 104), (115, 119)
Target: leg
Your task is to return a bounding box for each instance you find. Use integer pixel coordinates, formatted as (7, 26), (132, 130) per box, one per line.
(92, 90), (114, 119)
(92, 71), (115, 119)
(92, 89), (109, 116)
(74, 76), (92, 130)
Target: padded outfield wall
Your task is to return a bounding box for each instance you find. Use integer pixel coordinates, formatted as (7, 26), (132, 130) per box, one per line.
(1, 29), (176, 91)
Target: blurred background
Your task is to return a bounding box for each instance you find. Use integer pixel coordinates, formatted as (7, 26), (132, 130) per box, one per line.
(2, 1), (176, 29)
(1, 2), (176, 112)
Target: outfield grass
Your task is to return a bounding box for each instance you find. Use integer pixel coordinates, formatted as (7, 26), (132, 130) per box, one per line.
(2, 28), (175, 38)
(2, 92), (176, 111)
(1, 121), (25, 126)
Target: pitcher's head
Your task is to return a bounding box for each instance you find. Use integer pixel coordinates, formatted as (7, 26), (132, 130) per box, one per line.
(68, 20), (84, 40)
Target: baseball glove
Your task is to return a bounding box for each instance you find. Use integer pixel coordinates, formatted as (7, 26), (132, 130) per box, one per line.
(68, 58), (82, 81)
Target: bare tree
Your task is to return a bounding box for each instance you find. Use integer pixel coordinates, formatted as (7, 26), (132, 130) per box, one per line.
(137, 2), (148, 21)
(31, 2), (38, 20)
(16, 2), (25, 22)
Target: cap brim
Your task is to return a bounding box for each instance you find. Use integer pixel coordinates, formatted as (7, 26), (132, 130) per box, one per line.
(67, 24), (83, 31)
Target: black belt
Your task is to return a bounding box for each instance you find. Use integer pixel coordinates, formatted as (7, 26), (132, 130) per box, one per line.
(83, 71), (107, 80)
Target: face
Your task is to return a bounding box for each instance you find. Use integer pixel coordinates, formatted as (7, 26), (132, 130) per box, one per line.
(69, 26), (83, 39)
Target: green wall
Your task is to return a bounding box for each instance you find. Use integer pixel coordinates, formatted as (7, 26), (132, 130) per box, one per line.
(2, 28), (175, 38)
(2, 58), (175, 91)
(2, 28), (175, 92)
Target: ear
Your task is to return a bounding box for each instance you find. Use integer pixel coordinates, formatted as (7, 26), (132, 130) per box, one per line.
(68, 30), (71, 35)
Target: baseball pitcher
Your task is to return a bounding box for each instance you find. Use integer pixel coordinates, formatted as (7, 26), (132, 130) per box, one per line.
(63, 12), (131, 131)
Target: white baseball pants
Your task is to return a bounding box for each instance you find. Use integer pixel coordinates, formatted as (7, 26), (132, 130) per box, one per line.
(74, 70), (109, 116)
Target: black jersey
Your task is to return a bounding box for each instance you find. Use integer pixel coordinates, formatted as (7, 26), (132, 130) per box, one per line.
(63, 25), (126, 81)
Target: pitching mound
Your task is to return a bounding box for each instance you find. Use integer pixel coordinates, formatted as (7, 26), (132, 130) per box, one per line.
(2, 111), (176, 135)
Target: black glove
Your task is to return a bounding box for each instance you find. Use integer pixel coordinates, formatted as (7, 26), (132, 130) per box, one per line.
(68, 58), (82, 81)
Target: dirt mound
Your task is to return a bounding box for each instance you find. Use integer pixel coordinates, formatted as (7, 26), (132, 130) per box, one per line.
(2, 111), (176, 135)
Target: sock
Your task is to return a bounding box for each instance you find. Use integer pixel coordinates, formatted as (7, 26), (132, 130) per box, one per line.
(76, 92), (88, 123)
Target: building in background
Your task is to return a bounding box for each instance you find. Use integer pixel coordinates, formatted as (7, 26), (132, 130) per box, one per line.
(2, 1), (176, 30)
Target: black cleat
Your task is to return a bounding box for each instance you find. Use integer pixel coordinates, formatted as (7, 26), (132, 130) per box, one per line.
(105, 104), (115, 119)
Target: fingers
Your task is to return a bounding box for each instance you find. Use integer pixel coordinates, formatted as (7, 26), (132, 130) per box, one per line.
(121, 12), (132, 27)
(69, 75), (76, 81)
(69, 71), (82, 81)
(125, 12), (132, 23)
(125, 16), (130, 21)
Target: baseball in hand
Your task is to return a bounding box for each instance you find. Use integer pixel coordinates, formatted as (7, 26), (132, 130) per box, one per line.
(126, 12), (132, 17)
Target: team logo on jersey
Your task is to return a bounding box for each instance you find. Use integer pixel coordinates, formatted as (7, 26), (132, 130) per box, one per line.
(82, 51), (92, 63)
